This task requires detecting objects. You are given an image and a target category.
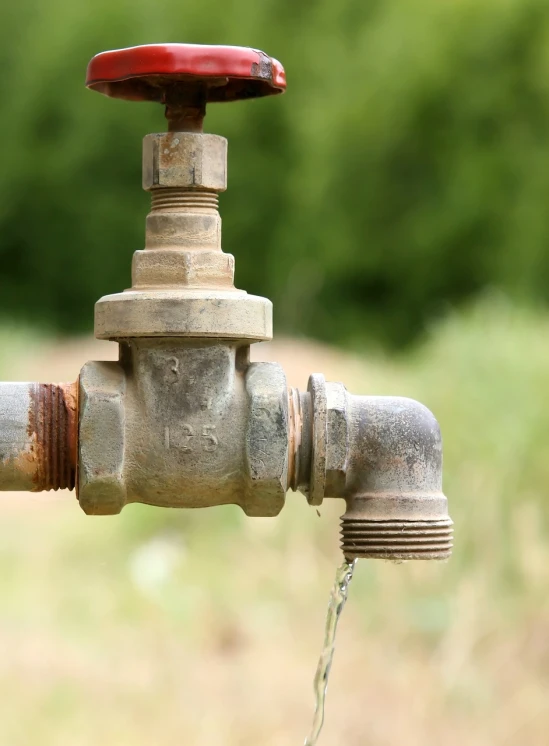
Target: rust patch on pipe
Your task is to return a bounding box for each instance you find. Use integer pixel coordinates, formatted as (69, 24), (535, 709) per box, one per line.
(287, 387), (301, 492)
(28, 382), (78, 491)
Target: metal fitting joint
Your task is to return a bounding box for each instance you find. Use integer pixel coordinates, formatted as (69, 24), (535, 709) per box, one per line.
(0, 43), (452, 563)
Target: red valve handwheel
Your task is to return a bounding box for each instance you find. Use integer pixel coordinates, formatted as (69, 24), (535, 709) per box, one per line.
(86, 43), (286, 103)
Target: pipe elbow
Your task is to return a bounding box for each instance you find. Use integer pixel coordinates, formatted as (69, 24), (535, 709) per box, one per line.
(344, 395), (445, 514)
(300, 376), (453, 561)
(341, 394), (452, 560)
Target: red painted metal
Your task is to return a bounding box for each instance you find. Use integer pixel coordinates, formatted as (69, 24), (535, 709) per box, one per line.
(86, 43), (286, 102)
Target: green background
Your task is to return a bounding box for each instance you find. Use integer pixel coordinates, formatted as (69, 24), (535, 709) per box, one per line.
(2, 3), (549, 744)
(2, 0), (549, 347)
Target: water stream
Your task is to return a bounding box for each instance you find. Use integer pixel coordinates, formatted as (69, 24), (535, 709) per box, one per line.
(304, 559), (357, 746)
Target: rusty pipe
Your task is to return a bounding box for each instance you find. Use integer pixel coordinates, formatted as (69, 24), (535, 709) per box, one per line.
(0, 372), (452, 565)
(0, 382), (77, 491)
(0, 44), (453, 567)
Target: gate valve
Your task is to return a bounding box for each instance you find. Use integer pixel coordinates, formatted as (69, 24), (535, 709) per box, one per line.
(0, 44), (452, 562)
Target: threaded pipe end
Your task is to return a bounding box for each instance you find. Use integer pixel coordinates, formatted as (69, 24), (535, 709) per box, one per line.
(288, 387), (301, 492)
(29, 383), (77, 491)
(341, 517), (453, 561)
(150, 188), (219, 212)
(287, 387), (313, 494)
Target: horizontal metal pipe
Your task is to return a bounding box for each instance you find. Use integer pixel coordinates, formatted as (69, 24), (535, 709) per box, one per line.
(0, 382), (77, 491)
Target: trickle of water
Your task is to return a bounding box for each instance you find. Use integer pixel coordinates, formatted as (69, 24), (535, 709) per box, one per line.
(304, 559), (357, 746)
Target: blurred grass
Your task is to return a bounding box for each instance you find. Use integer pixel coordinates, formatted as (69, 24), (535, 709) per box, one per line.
(1, 296), (549, 745)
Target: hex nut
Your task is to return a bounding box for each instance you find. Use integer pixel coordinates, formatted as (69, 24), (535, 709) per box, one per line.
(143, 133), (227, 191)
(324, 381), (349, 495)
(244, 363), (289, 517)
(132, 249), (234, 288)
(78, 361), (127, 515)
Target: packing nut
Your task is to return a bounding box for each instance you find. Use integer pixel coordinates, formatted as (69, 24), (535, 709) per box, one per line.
(143, 132), (227, 191)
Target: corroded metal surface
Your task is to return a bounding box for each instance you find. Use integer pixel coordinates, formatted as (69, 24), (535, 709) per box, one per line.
(244, 363), (289, 516)
(0, 382), (77, 491)
(79, 72), (452, 557)
(301, 378), (453, 560)
(142, 133), (227, 192)
(78, 346), (290, 518)
(78, 362), (126, 515)
(95, 124), (271, 342)
(0, 44), (452, 566)
(29, 382), (77, 491)
(340, 518), (453, 561)
(95, 290), (272, 341)
(306, 374), (327, 506)
(76, 349), (452, 562)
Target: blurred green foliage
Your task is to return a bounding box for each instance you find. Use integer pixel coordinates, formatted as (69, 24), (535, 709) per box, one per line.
(2, 0), (549, 346)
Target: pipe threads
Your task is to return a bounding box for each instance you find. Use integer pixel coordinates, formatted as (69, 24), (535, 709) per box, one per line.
(30, 383), (77, 491)
(341, 517), (453, 561)
(288, 387), (301, 491)
(288, 387), (312, 494)
(150, 188), (219, 212)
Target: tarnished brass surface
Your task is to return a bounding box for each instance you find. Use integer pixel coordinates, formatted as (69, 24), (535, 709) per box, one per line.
(79, 343), (289, 517)
(0, 52), (452, 562)
(95, 129), (271, 342)
(76, 355), (452, 559)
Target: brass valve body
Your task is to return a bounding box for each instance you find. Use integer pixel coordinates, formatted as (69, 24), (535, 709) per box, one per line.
(0, 43), (453, 562)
